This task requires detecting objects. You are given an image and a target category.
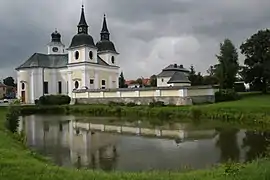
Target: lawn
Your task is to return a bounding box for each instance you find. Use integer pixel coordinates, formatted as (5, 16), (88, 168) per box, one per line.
(1, 95), (270, 179)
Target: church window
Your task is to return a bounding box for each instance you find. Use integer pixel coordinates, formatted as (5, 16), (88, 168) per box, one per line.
(21, 83), (25, 90)
(90, 79), (94, 84)
(74, 81), (79, 89)
(161, 79), (164, 82)
(58, 81), (62, 94)
(43, 82), (49, 94)
(102, 80), (106, 86)
(89, 51), (93, 60)
(111, 56), (115, 64)
(75, 51), (79, 60)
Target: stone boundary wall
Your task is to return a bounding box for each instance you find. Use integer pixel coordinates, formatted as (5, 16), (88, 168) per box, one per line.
(72, 85), (216, 106)
(75, 96), (193, 106)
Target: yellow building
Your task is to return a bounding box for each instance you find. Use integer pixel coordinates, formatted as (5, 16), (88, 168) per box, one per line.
(15, 6), (120, 104)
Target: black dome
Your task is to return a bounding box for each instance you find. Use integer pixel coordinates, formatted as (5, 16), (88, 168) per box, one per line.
(51, 30), (61, 42)
(69, 34), (96, 48)
(96, 40), (117, 53)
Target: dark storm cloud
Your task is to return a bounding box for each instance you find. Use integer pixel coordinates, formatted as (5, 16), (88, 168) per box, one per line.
(0, 0), (270, 79)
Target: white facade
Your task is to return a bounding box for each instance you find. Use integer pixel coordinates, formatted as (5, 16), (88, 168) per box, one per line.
(16, 7), (120, 104)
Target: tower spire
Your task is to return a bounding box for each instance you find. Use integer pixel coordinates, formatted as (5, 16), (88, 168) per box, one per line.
(100, 14), (110, 40)
(77, 5), (88, 34)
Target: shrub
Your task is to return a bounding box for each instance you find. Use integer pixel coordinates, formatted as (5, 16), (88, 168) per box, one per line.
(234, 83), (246, 92)
(126, 102), (137, 107)
(5, 106), (20, 133)
(38, 95), (71, 105)
(149, 101), (165, 107)
(108, 101), (125, 106)
(190, 107), (202, 122)
(215, 89), (240, 102)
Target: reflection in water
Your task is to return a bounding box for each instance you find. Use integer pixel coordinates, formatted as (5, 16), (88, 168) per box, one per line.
(216, 128), (240, 162)
(20, 115), (270, 172)
(242, 131), (270, 162)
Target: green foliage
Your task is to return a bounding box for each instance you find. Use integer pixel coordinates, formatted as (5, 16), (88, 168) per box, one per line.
(234, 83), (246, 92)
(3, 76), (15, 87)
(215, 39), (239, 89)
(240, 29), (270, 93)
(119, 71), (127, 88)
(150, 75), (157, 87)
(5, 106), (20, 133)
(149, 101), (165, 107)
(38, 95), (71, 105)
(189, 65), (204, 86)
(215, 89), (240, 102)
(190, 107), (202, 122)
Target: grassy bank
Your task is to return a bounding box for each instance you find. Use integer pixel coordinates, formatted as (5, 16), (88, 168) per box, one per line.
(1, 109), (270, 179)
(18, 94), (270, 128)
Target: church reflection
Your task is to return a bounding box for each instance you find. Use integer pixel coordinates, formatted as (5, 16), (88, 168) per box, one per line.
(21, 115), (119, 169)
(19, 115), (270, 171)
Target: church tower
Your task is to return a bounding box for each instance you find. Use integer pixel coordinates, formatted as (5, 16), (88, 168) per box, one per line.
(47, 30), (65, 54)
(96, 15), (119, 66)
(67, 5), (98, 64)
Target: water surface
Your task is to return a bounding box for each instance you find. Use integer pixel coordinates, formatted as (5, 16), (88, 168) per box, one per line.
(19, 115), (270, 172)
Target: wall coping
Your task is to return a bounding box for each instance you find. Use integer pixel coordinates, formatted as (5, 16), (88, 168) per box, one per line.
(73, 85), (214, 93)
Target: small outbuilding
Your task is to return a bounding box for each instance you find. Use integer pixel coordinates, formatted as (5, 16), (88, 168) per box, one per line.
(157, 64), (191, 87)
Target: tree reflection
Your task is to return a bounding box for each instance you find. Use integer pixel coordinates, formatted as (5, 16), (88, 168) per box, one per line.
(98, 145), (118, 171)
(216, 128), (240, 163)
(242, 131), (270, 162)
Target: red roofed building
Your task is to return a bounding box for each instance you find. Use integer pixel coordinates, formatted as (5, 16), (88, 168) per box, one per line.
(125, 78), (151, 88)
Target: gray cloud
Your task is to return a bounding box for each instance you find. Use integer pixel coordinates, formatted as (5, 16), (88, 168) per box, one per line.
(0, 0), (270, 80)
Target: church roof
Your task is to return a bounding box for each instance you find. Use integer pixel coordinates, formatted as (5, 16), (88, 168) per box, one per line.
(16, 53), (113, 70)
(68, 5), (96, 49)
(16, 53), (68, 70)
(96, 15), (118, 54)
(167, 72), (190, 83)
(157, 64), (190, 84)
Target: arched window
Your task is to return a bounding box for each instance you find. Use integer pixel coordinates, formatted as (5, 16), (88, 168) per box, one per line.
(21, 83), (25, 90)
(111, 56), (115, 64)
(74, 81), (79, 89)
(75, 51), (79, 60)
(89, 51), (93, 59)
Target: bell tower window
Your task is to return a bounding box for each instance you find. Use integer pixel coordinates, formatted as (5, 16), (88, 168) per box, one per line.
(89, 51), (93, 60)
(75, 51), (79, 60)
(52, 47), (58, 52)
(111, 56), (115, 64)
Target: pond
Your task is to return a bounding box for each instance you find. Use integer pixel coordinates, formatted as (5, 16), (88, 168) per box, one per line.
(19, 115), (270, 172)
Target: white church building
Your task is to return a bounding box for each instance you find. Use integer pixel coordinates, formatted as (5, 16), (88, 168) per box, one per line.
(16, 6), (120, 103)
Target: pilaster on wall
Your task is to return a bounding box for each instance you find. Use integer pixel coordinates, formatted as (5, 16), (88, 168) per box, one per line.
(179, 88), (188, 97)
(94, 72), (99, 89)
(155, 90), (161, 97)
(81, 69), (86, 88)
(67, 71), (73, 97)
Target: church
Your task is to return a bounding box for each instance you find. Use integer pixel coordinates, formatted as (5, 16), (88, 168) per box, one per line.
(16, 6), (120, 104)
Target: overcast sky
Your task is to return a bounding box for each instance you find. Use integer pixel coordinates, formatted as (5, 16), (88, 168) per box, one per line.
(0, 0), (270, 80)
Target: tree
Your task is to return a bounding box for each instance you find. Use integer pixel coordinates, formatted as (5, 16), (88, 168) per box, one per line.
(203, 65), (219, 85)
(207, 65), (215, 76)
(136, 78), (143, 87)
(118, 72), (126, 88)
(189, 65), (204, 86)
(189, 65), (197, 85)
(240, 29), (270, 93)
(215, 39), (239, 89)
(3, 76), (15, 87)
(149, 75), (157, 87)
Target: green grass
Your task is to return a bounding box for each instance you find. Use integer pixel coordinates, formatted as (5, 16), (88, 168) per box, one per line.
(1, 94), (270, 179)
